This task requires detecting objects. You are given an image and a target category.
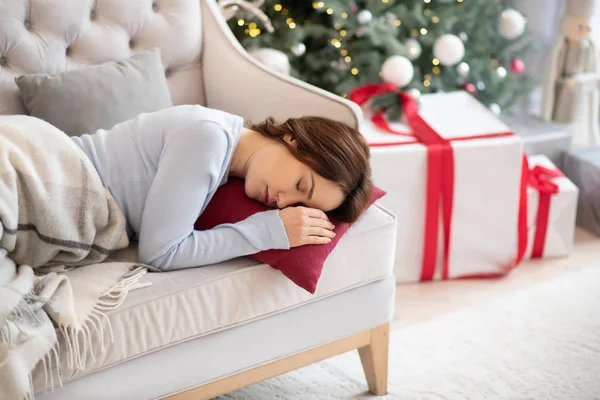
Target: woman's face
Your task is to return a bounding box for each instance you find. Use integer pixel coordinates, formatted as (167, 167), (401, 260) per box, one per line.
(244, 137), (345, 212)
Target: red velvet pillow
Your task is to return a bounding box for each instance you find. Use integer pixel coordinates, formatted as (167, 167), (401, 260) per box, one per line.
(194, 178), (386, 294)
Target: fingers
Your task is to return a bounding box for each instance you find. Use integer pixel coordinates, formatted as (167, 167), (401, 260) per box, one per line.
(308, 217), (336, 230)
(307, 227), (336, 239)
(284, 206), (336, 247)
(303, 236), (332, 245)
(301, 207), (329, 221)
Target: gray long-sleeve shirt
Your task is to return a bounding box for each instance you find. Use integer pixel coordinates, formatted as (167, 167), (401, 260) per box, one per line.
(71, 105), (290, 271)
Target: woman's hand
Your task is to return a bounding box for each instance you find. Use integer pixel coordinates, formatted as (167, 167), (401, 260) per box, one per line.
(278, 206), (336, 247)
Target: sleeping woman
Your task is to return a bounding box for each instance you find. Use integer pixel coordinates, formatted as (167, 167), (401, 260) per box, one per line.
(71, 105), (373, 271)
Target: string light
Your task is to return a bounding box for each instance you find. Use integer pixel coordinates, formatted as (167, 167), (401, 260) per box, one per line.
(382, 0), (389, 3)
(282, 8), (289, 15)
(432, 66), (441, 74)
(340, 49), (348, 56)
(432, 16), (440, 23)
(457, 0), (464, 2)
(247, 27), (261, 37)
(411, 29), (419, 37)
(424, 9), (431, 16)
(432, 58), (440, 65)
(340, 29), (347, 37)
(341, 12), (348, 19)
(424, 74), (432, 80)
(420, 28), (428, 35)
(237, 19), (244, 26)
(286, 18), (294, 24)
(244, 22), (261, 38)
(341, 93), (348, 98)
(345, 56), (351, 62)
(274, 4), (282, 11)
(424, 79), (431, 87)
(351, 68), (359, 75)
(395, 19), (401, 26)
(289, 22), (296, 29)
(326, 8), (333, 14)
(424, 0), (431, 3)
(491, 59), (500, 67)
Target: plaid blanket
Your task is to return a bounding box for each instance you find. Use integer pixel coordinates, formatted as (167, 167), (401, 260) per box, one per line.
(0, 115), (150, 400)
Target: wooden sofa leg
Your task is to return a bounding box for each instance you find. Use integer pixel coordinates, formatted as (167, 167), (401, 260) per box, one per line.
(357, 323), (389, 396)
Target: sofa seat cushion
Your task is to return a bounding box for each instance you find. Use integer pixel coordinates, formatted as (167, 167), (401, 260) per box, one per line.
(34, 204), (396, 386)
(33, 278), (396, 400)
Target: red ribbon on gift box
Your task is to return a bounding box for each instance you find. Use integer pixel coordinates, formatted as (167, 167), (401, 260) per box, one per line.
(349, 83), (529, 280)
(528, 165), (564, 258)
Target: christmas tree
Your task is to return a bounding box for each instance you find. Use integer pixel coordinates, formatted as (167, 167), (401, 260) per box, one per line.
(223, 0), (537, 119)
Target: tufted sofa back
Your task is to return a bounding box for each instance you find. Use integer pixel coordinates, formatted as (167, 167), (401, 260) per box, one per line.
(0, 0), (207, 115)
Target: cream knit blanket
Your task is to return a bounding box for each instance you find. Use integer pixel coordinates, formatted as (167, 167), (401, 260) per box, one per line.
(0, 115), (150, 400)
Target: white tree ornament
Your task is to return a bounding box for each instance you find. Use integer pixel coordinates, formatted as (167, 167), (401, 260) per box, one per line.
(404, 39), (422, 60)
(381, 55), (414, 87)
(496, 66), (507, 79)
(433, 34), (465, 66)
(457, 62), (470, 77)
(291, 43), (306, 56)
(489, 103), (502, 115)
(357, 10), (373, 24)
(406, 88), (422, 101)
(249, 48), (290, 75)
(498, 9), (525, 40)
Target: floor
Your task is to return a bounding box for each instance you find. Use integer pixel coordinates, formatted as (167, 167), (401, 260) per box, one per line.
(392, 227), (600, 330)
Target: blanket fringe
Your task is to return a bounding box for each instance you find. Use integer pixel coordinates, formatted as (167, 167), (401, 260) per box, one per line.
(38, 266), (149, 396)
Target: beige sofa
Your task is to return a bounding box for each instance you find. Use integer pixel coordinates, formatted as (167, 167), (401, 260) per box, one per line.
(0, 0), (397, 398)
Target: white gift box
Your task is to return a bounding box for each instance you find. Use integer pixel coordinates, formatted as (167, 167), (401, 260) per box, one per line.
(359, 91), (526, 283)
(524, 155), (578, 259)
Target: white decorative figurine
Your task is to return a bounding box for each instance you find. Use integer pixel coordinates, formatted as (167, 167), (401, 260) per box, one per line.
(541, 0), (600, 148)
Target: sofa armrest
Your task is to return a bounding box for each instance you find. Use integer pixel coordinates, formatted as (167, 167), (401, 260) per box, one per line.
(201, 0), (363, 130)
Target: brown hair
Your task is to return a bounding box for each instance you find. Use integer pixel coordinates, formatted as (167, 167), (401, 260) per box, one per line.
(247, 116), (373, 223)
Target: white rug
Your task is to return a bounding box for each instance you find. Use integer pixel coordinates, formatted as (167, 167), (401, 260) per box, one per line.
(220, 266), (600, 400)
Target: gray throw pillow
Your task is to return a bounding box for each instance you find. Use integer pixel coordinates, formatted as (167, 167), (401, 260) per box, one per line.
(15, 49), (173, 136)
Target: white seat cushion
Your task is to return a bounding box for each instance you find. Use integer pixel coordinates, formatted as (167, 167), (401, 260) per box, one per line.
(34, 204), (396, 386)
(34, 277), (396, 400)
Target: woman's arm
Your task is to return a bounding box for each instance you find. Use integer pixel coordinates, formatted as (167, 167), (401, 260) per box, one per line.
(137, 121), (289, 271)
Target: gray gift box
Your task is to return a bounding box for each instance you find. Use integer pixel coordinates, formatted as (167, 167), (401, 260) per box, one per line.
(563, 147), (600, 236)
(501, 114), (573, 169)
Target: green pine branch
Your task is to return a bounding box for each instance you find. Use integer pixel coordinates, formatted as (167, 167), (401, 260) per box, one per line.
(227, 0), (537, 118)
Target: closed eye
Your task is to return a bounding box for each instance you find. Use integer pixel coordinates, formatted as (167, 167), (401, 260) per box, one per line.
(296, 179), (302, 191)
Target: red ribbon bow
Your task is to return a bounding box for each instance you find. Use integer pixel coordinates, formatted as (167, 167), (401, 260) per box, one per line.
(349, 83), (529, 280)
(529, 165), (563, 195)
(529, 165), (564, 258)
(349, 84), (415, 144)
